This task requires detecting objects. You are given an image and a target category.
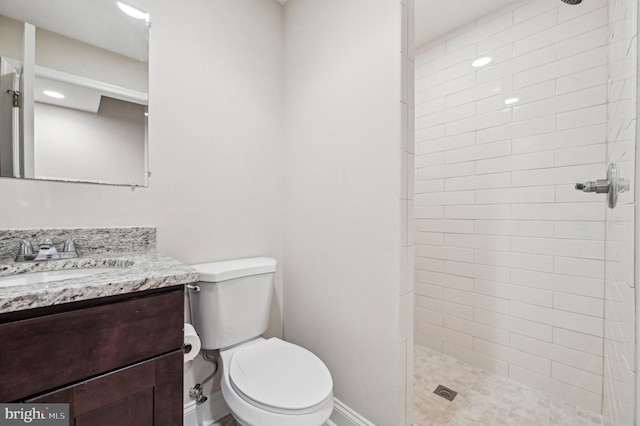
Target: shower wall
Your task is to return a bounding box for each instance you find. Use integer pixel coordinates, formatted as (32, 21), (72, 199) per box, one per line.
(603, 0), (637, 423)
(414, 0), (611, 412)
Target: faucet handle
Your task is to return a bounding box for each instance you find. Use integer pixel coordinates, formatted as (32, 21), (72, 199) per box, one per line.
(13, 239), (35, 262)
(62, 237), (86, 257)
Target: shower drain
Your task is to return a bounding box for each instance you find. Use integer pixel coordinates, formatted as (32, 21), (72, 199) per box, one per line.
(433, 384), (457, 401)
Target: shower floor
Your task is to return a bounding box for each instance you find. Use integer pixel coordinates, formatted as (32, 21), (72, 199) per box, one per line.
(413, 345), (609, 426)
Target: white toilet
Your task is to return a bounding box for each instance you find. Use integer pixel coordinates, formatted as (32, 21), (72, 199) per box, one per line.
(189, 257), (334, 426)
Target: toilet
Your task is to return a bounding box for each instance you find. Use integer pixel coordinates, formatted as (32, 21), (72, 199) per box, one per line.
(189, 257), (334, 426)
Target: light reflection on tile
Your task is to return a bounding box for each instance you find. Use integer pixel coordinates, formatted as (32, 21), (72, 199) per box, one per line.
(413, 345), (610, 426)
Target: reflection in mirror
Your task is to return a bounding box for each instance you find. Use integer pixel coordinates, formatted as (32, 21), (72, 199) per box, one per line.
(0, 0), (149, 186)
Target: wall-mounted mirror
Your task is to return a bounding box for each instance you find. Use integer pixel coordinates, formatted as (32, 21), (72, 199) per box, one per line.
(0, 0), (149, 186)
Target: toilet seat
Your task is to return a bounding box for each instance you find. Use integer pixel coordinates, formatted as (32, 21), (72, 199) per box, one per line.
(229, 338), (333, 415)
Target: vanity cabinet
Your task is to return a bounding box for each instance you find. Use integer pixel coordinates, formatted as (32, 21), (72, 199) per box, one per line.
(0, 286), (184, 426)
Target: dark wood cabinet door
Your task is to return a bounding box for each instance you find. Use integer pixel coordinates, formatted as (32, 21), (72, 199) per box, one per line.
(29, 350), (183, 426)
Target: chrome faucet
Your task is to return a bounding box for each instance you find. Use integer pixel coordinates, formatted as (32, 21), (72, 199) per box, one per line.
(12, 237), (84, 262)
(33, 238), (61, 261)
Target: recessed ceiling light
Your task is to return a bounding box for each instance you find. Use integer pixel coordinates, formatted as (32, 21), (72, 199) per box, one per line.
(504, 97), (519, 105)
(472, 57), (492, 68)
(117, 1), (149, 20)
(43, 90), (64, 99)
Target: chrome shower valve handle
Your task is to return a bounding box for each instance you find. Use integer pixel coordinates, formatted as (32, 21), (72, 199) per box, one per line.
(575, 163), (630, 208)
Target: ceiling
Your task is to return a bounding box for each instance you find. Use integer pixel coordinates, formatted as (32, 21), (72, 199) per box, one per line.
(0, 0), (148, 62)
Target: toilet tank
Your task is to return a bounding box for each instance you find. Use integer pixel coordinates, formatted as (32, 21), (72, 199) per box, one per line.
(189, 257), (276, 350)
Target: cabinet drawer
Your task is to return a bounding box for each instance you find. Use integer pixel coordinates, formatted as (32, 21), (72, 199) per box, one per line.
(0, 288), (183, 401)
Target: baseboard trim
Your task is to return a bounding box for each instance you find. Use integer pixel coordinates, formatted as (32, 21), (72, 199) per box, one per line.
(183, 391), (231, 426)
(185, 395), (373, 426)
(328, 398), (375, 426)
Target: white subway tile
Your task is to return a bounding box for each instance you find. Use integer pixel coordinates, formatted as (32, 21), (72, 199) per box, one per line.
(511, 236), (604, 260)
(416, 102), (475, 129)
(555, 143), (606, 166)
(414, 206), (443, 219)
(511, 269), (604, 298)
(513, 124), (606, 154)
(553, 220), (604, 240)
(416, 320), (473, 348)
(512, 163), (604, 187)
(415, 306), (444, 326)
(416, 191), (474, 206)
(444, 288), (510, 314)
(415, 282), (443, 299)
(509, 365), (602, 410)
(445, 109), (512, 136)
(416, 161), (475, 180)
(415, 152), (445, 168)
(444, 342), (508, 376)
(445, 140), (511, 164)
(556, 26), (608, 59)
(554, 292), (604, 317)
(447, 12), (513, 53)
(416, 125), (445, 143)
(418, 219), (475, 234)
(477, 80), (556, 115)
(475, 220), (554, 237)
(476, 116), (555, 145)
(475, 308), (553, 342)
(416, 270), (474, 291)
(513, 47), (607, 89)
(444, 205), (511, 220)
(558, 0), (607, 22)
(446, 77), (512, 109)
(444, 234), (510, 251)
(418, 69), (476, 100)
(475, 249), (554, 273)
(414, 179), (444, 194)
(419, 43), (477, 74)
(552, 362), (603, 394)
(444, 315), (509, 346)
(475, 279), (553, 307)
(554, 256), (604, 279)
(416, 295), (474, 320)
(415, 332), (443, 352)
(477, 46), (556, 85)
(415, 42), (445, 66)
(476, 186), (555, 204)
(476, 151), (554, 174)
(514, 8), (606, 56)
(511, 202), (605, 221)
(510, 301), (603, 337)
(553, 327), (603, 356)
(514, 85), (607, 124)
(416, 132), (475, 154)
(415, 257), (444, 272)
(557, 65), (607, 95)
(510, 333), (603, 375)
(473, 337), (551, 376)
(478, 10), (557, 54)
(443, 260), (476, 279)
(446, 172), (512, 191)
(513, 0), (559, 24)
(415, 97), (445, 118)
(418, 245), (474, 263)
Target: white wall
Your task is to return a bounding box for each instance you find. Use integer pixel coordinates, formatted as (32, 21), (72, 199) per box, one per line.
(0, 0), (284, 409)
(34, 98), (146, 185)
(282, 0), (412, 424)
(414, 0), (612, 412)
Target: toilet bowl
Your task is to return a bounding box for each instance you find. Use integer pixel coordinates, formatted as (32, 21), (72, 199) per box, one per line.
(219, 337), (333, 426)
(189, 258), (334, 426)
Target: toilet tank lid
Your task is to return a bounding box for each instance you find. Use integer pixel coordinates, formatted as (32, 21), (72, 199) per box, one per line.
(192, 257), (277, 282)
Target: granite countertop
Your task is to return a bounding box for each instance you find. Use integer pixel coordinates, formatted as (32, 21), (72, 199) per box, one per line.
(0, 251), (199, 314)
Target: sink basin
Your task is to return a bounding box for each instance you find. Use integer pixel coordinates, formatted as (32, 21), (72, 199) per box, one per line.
(0, 268), (115, 288)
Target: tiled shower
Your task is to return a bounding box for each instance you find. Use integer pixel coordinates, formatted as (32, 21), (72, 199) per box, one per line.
(413, 0), (637, 424)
